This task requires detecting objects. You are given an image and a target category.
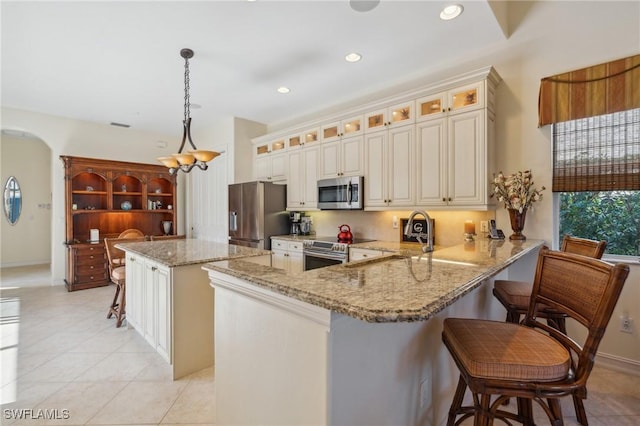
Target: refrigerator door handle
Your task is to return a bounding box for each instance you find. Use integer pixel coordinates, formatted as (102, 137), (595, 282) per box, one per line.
(229, 211), (238, 232)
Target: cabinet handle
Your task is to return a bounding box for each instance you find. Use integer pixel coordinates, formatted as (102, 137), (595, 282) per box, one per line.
(442, 109), (446, 113)
(129, 257), (136, 261)
(152, 266), (157, 271)
(90, 255), (94, 259)
(90, 266), (94, 269)
(363, 254), (368, 258)
(448, 197), (452, 201)
(442, 197), (446, 202)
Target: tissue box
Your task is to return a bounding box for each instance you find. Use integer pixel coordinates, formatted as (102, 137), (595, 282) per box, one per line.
(90, 229), (99, 242)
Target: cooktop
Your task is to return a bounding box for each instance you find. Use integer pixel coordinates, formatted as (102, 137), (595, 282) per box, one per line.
(304, 236), (376, 245)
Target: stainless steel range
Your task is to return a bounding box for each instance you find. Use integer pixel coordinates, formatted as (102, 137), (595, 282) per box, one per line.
(303, 236), (375, 271)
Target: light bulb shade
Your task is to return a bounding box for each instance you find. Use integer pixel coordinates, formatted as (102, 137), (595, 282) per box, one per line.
(173, 153), (195, 165)
(189, 150), (220, 163)
(158, 156), (179, 168)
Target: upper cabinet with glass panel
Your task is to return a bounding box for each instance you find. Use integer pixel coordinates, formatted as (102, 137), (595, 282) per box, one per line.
(4, 176), (22, 225)
(365, 101), (415, 133)
(417, 81), (485, 122)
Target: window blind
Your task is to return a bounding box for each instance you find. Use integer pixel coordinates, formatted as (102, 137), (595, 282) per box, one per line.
(552, 108), (640, 191)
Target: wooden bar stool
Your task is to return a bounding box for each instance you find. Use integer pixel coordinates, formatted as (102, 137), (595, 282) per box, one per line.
(104, 236), (146, 327)
(442, 247), (629, 426)
(493, 235), (607, 333)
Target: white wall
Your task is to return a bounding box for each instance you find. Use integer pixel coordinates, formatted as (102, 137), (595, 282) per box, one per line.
(0, 134), (51, 267)
(1, 107), (180, 283)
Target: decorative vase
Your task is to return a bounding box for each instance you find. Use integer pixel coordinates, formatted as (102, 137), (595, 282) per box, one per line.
(162, 220), (172, 236)
(508, 208), (527, 241)
(120, 201), (132, 211)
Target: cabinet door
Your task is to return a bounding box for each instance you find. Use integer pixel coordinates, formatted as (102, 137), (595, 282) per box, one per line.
(416, 119), (448, 206)
(364, 132), (387, 207)
(416, 91), (446, 122)
(388, 101), (415, 129)
(449, 81), (484, 114)
(287, 151), (304, 209)
(270, 153), (287, 181)
(155, 265), (171, 363)
(126, 253), (145, 330)
(271, 250), (288, 270)
(255, 156), (270, 181)
(143, 260), (157, 347)
(320, 139), (340, 178)
(287, 147), (318, 209)
(301, 147), (319, 208)
(447, 110), (485, 206)
(341, 136), (364, 177)
(288, 251), (304, 273)
(387, 125), (415, 207)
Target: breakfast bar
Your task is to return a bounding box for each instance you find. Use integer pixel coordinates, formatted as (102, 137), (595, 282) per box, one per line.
(203, 239), (544, 426)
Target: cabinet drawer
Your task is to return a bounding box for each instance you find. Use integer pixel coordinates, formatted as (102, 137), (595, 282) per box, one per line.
(287, 242), (303, 252)
(75, 253), (106, 266)
(74, 245), (105, 255)
(272, 239), (287, 250)
(75, 270), (108, 284)
(76, 263), (106, 274)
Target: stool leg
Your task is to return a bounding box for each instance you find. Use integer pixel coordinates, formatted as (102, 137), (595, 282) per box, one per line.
(447, 375), (468, 426)
(107, 284), (120, 319)
(573, 394), (588, 425)
(115, 283), (126, 328)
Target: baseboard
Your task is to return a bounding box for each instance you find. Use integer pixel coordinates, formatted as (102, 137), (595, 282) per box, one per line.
(0, 260), (50, 268)
(596, 352), (640, 376)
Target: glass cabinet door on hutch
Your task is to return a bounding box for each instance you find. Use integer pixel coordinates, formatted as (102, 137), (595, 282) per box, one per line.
(61, 156), (176, 291)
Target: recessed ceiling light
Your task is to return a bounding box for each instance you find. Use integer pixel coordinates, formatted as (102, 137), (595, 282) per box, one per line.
(277, 87), (290, 94)
(349, 0), (380, 13)
(345, 52), (362, 63)
(440, 4), (463, 20)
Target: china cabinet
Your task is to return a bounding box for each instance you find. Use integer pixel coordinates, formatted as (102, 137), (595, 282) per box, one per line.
(61, 156), (176, 291)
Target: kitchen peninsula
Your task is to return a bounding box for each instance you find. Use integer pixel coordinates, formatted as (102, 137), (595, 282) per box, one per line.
(203, 239), (544, 426)
(117, 239), (270, 379)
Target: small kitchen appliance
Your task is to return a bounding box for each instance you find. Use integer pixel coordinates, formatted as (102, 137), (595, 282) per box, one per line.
(289, 211), (302, 235)
(317, 176), (364, 210)
(337, 224), (353, 243)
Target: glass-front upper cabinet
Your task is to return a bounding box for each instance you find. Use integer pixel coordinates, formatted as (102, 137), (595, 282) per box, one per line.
(365, 101), (414, 132)
(256, 138), (286, 156)
(417, 82), (485, 121)
(322, 115), (363, 142)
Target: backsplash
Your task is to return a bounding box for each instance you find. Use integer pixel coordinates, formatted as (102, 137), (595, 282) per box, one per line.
(306, 210), (495, 248)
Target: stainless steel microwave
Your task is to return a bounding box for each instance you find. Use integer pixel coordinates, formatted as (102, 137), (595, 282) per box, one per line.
(317, 176), (364, 210)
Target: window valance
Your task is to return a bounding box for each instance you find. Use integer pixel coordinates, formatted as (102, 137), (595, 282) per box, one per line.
(539, 54), (640, 127)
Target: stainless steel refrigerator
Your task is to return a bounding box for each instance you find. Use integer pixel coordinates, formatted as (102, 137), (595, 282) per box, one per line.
(228, 181), (288, 250)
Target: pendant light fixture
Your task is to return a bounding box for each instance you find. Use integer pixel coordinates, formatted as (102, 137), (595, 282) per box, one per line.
(158, 48), (219, 175)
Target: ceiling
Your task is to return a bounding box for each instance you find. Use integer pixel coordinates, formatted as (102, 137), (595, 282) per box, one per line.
(1, 1), (509, 137)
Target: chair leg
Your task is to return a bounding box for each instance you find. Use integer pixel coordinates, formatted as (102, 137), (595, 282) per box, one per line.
(447, 375), (468, 426)
(573, 394), (588, 426)
(107, 283), (120, 319)
(476, 393), (492, 426)
(115, 284), (126, 328)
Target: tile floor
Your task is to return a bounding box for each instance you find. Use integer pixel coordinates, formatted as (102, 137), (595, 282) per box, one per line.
(1, 265), (639, 425)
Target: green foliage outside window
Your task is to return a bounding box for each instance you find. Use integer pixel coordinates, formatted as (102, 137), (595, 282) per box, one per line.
(559, 191), (640, 256)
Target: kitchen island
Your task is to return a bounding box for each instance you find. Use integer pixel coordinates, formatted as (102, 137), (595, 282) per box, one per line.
(117, 239), (270, 379)
(203, 238), (544, 426)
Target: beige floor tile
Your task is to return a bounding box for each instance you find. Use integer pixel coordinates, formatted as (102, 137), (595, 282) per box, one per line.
(19, 352), (108, 383)
(160, 379), (215, 424)
(87, 381), (188, 425)
(73, 351), (161, 382)
(11, 381), (128, 426)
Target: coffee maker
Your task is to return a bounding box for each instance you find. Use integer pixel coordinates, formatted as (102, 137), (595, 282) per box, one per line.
(289, 211), (302, 235)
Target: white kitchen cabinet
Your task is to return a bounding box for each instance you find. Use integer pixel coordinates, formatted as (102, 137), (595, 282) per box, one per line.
(364, 124), (415, 209)
(320, 135), (364, 179)
(349, 247), (384, 261)
(288, 128), (320, 150)
(364, 100), (415, 133)
(271, 239), (304, 273)
(124, 251), (214, 379)
(287, 146), (319, 210)
(321, 115), (363, 143)
(417, 109), (491, 208)
(255, 151), (287, 182)
(416, 81), (484, 122)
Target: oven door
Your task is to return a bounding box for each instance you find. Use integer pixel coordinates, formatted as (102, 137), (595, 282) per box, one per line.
(303, 249), (346, 271)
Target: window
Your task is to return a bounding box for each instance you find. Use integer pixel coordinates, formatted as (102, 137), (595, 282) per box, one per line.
(554, 109), (640, 257)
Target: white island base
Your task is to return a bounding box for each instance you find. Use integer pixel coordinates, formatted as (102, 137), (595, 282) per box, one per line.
(208, 248), (537, 426)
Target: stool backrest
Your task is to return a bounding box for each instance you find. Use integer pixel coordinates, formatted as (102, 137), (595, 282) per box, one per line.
(525, 247), (629, 385)
(561, 235), (607, 259)
(118, 228), (145, 239)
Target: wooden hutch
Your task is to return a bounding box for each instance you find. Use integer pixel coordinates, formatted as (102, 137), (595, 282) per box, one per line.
(61, 156), (177, 291)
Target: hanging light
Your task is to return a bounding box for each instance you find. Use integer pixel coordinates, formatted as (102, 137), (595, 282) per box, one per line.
(158, 48), (220, 175)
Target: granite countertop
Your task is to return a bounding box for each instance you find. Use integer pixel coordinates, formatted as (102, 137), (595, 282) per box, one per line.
(203, 239), (544, 323)
(116, 239), (270, 268)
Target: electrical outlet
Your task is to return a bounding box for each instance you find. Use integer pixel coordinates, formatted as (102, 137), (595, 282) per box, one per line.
(620, 316), (633, 334)
(392, 215), (398, 229)
(480, 221), (489, 233)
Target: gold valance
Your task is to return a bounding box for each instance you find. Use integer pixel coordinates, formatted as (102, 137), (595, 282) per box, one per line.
(538, 54), (640, 126)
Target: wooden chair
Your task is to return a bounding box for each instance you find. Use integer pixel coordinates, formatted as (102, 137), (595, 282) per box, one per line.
(442, 247), (629, 426)
(492, 235), (607, 333)
(104, 236), (146, 327)
(118, 228), (145, 239)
